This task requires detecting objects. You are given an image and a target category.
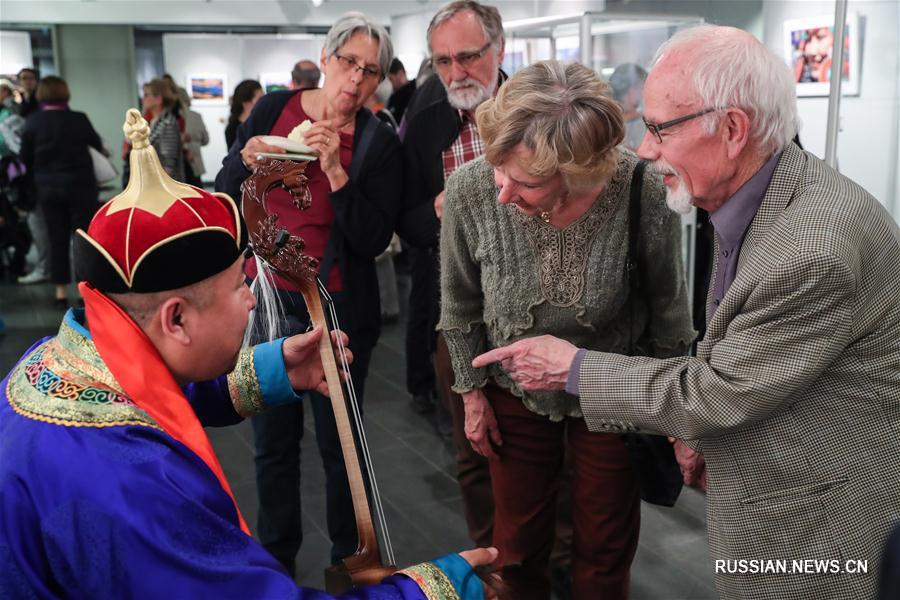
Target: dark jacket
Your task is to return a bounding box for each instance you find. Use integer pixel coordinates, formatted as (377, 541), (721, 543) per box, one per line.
(397, 76), (460, 249)
(20, 109), (102, 188)
(215, 89), (403, 351)
(398, 72), (510, 249)
(387, 80), (416, 124)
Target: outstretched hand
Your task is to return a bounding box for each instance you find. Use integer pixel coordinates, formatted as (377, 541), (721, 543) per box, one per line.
(472, 336), (580, 392)
(459, 547), (501, 599)
(281, 326), (351, 395)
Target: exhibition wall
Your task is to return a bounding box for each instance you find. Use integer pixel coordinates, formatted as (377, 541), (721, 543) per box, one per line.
(762, 0), (900, 217)
(0, 30), (32, 75)
(55, 24), (137, 191)
(161, 33), (325, 181)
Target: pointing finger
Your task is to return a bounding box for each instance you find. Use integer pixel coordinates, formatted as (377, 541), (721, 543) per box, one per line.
(472, 346), (514, 369)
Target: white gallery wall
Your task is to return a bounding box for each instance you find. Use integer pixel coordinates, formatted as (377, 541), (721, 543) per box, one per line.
(0, 30), (32, 75)
(762, 0), (900, 218)
(162, 33), (325, 182)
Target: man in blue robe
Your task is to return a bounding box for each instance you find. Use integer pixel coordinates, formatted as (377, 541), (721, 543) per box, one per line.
(0, 109), (495, 600)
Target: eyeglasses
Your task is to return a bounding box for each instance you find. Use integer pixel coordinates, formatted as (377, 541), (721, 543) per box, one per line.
(643, 107), (726, 144)
(432, 42), (493, 72)
(332, 52), (382, 80)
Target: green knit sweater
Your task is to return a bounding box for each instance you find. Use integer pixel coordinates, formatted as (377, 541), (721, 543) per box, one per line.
(438, 150), (696, 421)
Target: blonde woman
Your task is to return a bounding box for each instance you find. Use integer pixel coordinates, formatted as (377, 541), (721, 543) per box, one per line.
(438, 60), (695, 599)
(142, 78), (184, 181)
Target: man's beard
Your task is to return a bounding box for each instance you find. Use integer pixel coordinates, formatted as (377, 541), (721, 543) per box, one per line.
(650, 159), (694, 215)
(444, 72), (498, 111)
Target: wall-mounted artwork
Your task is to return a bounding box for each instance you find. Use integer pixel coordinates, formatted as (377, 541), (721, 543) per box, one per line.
(260, 72), (292, 94)
(784, 13), (860, 97)
(186, 74), (227, 105)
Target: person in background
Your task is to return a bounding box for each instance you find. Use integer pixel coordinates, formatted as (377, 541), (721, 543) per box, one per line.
(386, 58), (416, 123)
(19, 76), (104, 309)
(224, 79), (263, 151)
(2, 76), (49, 286)
(608, 63), (647, 152)
(141, 78), (184, 181)
(0, 78), (30, 281)
(15, 68), (39, 118)
(0, 79), (24, 158)
(366, 78), (399, 130)
(216, 11), (403, 575)
(177, 87), (209, 188)
(291, 59), (321, 91)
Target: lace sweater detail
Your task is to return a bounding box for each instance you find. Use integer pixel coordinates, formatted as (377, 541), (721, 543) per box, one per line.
(437, 151), (696, 420)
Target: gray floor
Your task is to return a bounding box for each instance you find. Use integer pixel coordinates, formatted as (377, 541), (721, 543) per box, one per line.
(0, 277), (718, 599)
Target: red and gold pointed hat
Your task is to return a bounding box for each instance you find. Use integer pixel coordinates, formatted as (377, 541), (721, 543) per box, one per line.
(74, 108), (246, 293)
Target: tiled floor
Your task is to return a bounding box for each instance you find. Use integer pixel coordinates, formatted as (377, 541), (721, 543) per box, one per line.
(0, 277), (718, 599)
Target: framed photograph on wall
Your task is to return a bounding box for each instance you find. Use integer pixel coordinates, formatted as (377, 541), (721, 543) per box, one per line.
(783, 13), (860, 97)
(259, 72), (292, 94)
(186, 74), (227, 105)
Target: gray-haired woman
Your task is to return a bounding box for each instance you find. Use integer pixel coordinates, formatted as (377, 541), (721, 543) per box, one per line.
(215, 11), (402, 574)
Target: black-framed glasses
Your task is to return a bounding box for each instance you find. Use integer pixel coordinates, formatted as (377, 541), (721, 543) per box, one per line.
(431, 42), (493, 71)
(332, 52), (382, 80)
(643, 107), (726, 144)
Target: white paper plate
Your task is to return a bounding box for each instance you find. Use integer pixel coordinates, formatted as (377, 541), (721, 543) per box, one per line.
(255, 151), (318, 163)
(259, 135), (316, 155)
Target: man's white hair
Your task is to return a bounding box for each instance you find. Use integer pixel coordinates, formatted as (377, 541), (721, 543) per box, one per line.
(653, 25), (800, 155)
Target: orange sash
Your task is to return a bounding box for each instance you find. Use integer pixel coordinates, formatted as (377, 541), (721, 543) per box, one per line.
(79, 282), (250, 535)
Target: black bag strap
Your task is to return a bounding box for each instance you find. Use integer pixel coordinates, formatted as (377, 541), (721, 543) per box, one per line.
(319, 114), (381, 287)
(626, 160), (647, 355)
(621, 159), (684, 508)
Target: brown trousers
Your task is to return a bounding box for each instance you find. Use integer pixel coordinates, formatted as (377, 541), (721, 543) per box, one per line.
(485, 385), (641, 600)
(435, 333), (495, 547)
(435, 334), (576, 564)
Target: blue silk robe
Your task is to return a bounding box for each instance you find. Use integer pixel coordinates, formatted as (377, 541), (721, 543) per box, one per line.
(0, 310), (481, 600)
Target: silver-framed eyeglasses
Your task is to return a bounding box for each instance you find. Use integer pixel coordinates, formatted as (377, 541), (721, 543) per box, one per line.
(332, 52), (382, 80)
(432, 42), (493, 72)
(643, 107), (726, 144)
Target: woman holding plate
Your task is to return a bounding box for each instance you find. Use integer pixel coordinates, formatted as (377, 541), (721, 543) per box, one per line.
(215, 11), (402, 576)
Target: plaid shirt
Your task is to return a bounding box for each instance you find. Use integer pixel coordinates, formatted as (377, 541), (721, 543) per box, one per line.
(442, 111), (485, 182)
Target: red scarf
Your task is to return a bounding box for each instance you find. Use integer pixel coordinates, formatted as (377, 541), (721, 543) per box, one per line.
(79, 282), (250, 535)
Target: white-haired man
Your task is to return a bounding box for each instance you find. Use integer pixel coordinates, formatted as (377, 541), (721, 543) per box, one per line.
(472, 25), (900, 600)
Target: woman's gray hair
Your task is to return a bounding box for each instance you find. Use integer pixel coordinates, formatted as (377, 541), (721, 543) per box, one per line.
(427, 1), (504, 51)
(653, 25), (799, 155)
(324, 12), (394, 79)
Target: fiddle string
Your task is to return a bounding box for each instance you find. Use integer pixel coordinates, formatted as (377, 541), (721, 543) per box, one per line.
(318, 278), (396, 566)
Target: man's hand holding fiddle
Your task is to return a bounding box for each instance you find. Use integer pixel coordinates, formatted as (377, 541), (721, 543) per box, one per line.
(281, 326), (352, 396)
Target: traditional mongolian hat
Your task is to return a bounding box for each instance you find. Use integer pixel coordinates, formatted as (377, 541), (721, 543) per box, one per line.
(74, 108), (246, 293)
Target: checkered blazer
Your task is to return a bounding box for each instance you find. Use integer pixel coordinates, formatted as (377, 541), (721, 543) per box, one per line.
(578, 142), (900, 600)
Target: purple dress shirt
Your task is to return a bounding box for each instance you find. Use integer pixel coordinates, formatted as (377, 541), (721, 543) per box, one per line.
(706, 151), (781, 322)
(566, 152), (781, 396)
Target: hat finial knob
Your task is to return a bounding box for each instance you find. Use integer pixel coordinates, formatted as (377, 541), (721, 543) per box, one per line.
(124, 108), (150, 150)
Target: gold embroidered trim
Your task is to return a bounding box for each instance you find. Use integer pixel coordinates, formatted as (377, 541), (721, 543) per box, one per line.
(517, 157), (629, 307)
(397, 562), (461, 600)
(5, 330), (158, 429)
(226, 347), (265, 417)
